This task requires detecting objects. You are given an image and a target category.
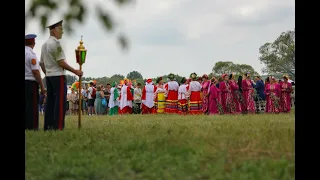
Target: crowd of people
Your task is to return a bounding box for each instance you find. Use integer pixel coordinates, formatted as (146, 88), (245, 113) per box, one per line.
(60, 72), (295, 116)
(26, 20), (294, 132)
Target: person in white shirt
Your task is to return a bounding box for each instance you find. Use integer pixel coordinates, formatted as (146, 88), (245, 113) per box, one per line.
(164, 73), (179, 113)
(133, 83), (142, 114)
(178, 77), (189, 115)
(119, 79), (134, 114)
(40, 20), (83, 131)
(86, 82), (96, 115)
(141, 79), (157, 114)
(188, 72), (203, 114)
(108, 82), (120, 115)
(25, 34), (45, 130)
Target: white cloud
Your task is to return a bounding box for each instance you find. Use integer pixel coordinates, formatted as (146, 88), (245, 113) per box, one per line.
(25, 0), (295, 79)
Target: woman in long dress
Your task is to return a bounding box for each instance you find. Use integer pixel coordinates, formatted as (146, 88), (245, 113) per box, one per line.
(265, 76), (281, 113)
(164, 73), (179, 113)
(219, 74), (236, 114)
(201, 74), (210, 114)
(229, 73), (242, 114)
(279, 75), (293, 113)
(94, 85), (105, 115)
(154, 77), (166, 113)
(188, 72), (202, 114)
(108, 82), (120, 115)
(241, 73), (256, 113)
(207, 77), (221, 115)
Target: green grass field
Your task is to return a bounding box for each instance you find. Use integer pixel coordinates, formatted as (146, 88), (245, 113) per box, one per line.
(26, 111), (295, 180)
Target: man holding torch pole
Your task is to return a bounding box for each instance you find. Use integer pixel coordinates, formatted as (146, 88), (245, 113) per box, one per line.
(40, 20), (83, 131)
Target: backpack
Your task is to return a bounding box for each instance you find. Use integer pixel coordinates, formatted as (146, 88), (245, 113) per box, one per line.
(91, 87), (96, 99)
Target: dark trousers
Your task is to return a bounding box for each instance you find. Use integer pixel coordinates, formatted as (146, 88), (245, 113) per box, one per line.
(25, 80), (39, 130)
(134, 103), (141, 114)
(44, 76), (67, 131)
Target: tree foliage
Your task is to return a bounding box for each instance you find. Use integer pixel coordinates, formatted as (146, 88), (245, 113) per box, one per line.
(212, 61), (235, 75)
(212, 61), (259, 76)
(126, 71), (143, 80)
(259, 30), (295, 80)
(25, 0), (135, 49)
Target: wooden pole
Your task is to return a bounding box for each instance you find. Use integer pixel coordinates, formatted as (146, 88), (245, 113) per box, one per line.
(78, 64), (82, 129)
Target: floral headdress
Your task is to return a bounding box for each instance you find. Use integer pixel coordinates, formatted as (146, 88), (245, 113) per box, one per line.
(168, 73), (175, 80)
(190, 72), (197, 80)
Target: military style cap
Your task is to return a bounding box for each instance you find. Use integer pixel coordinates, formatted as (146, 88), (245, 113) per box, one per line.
(25, 34), (37, 44)
(25, 34), (37, 40)
(47, 20), (63, 30)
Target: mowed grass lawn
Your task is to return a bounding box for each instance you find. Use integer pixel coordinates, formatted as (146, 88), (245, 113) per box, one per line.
(26, 111), (295, 180)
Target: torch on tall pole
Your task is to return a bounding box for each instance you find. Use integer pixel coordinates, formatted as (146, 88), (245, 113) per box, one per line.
(75, 36), (87, 129)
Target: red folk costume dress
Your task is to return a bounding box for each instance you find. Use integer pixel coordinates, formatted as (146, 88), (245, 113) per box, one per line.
(207, 83), (220, 115)
(279, 81), (293, 113)
(201, 80), (210, 113)
(188, 80), (202, 114)
(229, 79), (242, 113)
(164, 80), (179, 113)
(154, 83), (166, 113)
(118, 82), (134, 114)
(178, 83), (189, 115)
(141, 79), (157, 114)
(241, 79), (256, 113)
(265, 83), (281, 113)
(219, 80), (236, 114)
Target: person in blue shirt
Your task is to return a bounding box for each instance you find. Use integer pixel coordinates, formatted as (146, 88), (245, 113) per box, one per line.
(253, 76), (266, 113)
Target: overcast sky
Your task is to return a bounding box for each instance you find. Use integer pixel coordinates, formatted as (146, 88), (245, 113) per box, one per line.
(25, 0), (295, 79)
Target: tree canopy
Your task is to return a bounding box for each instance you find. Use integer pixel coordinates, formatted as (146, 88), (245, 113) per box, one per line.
(126, 71), (143, 80)
(212, 61), (259, 76)
(259, 30), (295, 80)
